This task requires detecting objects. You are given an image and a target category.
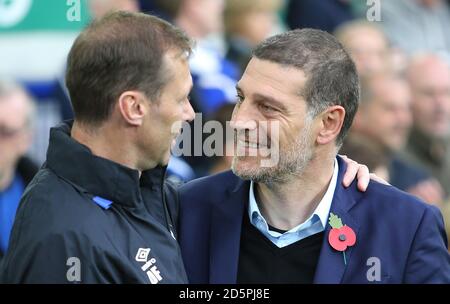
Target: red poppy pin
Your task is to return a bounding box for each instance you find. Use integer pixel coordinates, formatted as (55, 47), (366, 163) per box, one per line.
(328, 212), (356, 265)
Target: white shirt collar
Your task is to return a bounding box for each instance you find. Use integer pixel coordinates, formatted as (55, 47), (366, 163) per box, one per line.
(248, 158), (339, 234)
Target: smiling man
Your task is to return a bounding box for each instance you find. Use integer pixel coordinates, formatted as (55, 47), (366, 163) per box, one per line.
(178, 29), (450, 284)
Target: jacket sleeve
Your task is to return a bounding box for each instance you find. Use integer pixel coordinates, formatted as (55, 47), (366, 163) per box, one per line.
(1, 229), (126, 284)
(404, 205), (450, 283)
(2, 231), (76, 283)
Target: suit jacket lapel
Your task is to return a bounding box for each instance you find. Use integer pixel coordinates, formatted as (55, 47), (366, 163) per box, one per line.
(209, 178), (249, 284)
(314, 157), (361, 284)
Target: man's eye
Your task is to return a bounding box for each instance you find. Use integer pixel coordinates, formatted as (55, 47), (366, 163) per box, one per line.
(180, 95), (190, 103)
(259, 104), (275, 112)
(236, 94), (244, 103)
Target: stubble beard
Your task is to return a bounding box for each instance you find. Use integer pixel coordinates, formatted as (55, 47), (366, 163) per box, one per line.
(231, 122), (315, 185)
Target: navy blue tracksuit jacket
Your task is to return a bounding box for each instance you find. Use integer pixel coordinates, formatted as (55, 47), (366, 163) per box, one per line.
(0, 122), (187, 283)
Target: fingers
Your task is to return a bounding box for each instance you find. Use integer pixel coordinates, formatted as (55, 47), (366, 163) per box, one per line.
(341, 158), (359, 188)
(429, 180), (445, 201)
(339, 155), (385, 192)
(369, 173), (389, 185)
(356, 165), (370, 192)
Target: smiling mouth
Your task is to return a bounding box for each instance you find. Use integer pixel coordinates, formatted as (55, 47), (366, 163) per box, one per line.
(237, 139), (270, 149)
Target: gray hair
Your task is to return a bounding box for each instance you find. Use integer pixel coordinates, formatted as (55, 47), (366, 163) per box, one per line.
(0, 78), (36, 128)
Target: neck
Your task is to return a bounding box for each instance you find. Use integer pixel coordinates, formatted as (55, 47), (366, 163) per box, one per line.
(71, 121), (155, 175)
(255, 155), (335, 231)
(0, 164), (15, 191)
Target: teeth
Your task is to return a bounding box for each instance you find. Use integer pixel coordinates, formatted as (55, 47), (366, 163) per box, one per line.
(238, 139), (259, 149)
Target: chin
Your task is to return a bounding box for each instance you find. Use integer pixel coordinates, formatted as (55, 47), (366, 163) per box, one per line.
(160, 153), (171, 166)
(232, 155), (258, 169)
(231, 156), (272, 182)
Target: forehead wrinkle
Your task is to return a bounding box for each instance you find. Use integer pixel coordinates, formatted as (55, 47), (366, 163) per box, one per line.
(241, 62), (305, 103)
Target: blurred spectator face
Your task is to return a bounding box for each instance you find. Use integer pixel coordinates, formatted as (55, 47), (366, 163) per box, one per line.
(354, 76), (412, 151)
(419, 0), (443, 8)
(181, 0), (225, 37)
(407, 55), (450, 138)
(340, 134), (391, 182)
(237, 11), (276, 46)
(89, 0), (139, 19)
(388, 48), (409, 75)
(0, 88), (33, 174)
(337, 25), (388, 77)
(225, 0), (281, 46)
(198, 0), (225, 34)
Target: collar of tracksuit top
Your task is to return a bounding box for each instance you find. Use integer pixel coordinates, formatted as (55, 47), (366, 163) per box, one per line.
(46, 121), (168, 210)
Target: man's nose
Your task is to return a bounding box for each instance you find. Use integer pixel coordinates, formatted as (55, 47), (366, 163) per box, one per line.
(230, 102), (258, 131)
(230, 119), (257, 131)
(184, 100), (195, 122)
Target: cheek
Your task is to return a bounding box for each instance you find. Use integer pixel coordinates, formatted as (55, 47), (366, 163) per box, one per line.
(421, 106), (437, 121)
(277, 125), (298, 149)
(169, 104), (185, 123)
(162, 106), (185, 137)
(0, 140), (19, 160)
(378, 113), (393, 128)
(443, 98), (450, 112)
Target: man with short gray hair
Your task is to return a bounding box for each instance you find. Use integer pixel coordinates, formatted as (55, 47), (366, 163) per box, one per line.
(404, 54), (450, 199)
(0, 79), (38, 262)
(178, 29), (450, 284)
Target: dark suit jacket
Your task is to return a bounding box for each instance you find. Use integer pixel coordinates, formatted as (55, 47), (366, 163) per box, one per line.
(178, 156), (450, 283)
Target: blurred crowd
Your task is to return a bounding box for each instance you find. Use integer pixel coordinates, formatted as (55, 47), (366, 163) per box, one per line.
(1, 0), (450, 252)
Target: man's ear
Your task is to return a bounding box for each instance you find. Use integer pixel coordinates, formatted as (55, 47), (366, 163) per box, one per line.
(117, 91), (148, 126)
(316, 105), (346, 145)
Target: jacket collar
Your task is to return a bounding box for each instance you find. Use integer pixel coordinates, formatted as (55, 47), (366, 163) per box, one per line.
(313, 156), (362, 283)
(46, 121), (167, 208)
(207, 156), (362, 284)
(209, 174), (248, 284)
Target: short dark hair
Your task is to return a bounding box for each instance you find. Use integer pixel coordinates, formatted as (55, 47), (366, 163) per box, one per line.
(66, 11), (193, 126)
(252, 28), (360, 146)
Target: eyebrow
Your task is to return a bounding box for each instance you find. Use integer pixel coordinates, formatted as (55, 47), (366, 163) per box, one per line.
(236, 84), (288, 112)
